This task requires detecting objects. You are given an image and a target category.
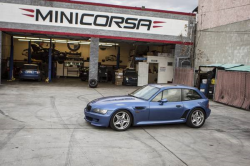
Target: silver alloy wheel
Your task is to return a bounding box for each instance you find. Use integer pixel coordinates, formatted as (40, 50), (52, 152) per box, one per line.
(191, 110), (204, 127)
(113, 111), (130, 130)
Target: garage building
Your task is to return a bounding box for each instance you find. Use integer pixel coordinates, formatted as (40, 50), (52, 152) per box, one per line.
(0, 0), (195, 86)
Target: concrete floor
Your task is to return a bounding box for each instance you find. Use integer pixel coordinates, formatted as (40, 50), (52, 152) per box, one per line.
(0, 78), (250, 166)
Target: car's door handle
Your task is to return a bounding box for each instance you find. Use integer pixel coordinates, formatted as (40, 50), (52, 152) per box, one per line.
(176, 105), (182, 108)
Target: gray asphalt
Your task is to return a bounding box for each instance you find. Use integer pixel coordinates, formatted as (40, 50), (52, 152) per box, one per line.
(0, 78), (250, 166)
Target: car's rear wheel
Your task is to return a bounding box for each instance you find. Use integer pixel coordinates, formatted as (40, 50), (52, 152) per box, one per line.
(110, 110), (132, 131)
(187, 109), (205, 128)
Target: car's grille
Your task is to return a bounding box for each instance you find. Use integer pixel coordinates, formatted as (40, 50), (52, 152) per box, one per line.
(86, 116), (93, 121)
(86, 104), (92, 112)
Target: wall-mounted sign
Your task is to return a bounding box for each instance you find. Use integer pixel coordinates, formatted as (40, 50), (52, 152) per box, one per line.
(135, 57), (147, 61)
(151, 60), (158, 63)
(0, 3), (189, 37)
(160, 67), (166, 72)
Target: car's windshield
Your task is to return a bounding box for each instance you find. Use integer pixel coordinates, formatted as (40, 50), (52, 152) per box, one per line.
(23, 65), (38, 70)
(130, 85), (160, 100)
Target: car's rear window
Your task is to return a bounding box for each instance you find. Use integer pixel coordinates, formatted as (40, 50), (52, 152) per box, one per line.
(23, 65), (38, 70)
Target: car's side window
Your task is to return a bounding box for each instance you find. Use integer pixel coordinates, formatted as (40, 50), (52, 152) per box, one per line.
(152, 92), (163, 102)
(162, 89), (181, 102)
(182, 89), (202, 101)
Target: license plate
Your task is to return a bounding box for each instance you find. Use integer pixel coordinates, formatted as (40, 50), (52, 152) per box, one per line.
(26, 71), (33, 73)
(84, 73), (87, 75)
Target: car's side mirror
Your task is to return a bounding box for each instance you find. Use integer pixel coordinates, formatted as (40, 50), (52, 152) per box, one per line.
(159, 98), (168, 105)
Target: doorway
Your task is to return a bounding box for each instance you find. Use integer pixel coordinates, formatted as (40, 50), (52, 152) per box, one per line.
(148, 63), (158, 84)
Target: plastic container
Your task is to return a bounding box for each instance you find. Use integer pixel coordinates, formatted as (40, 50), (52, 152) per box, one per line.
(211, 79), (215, 85)
(200, 83), (208, 96)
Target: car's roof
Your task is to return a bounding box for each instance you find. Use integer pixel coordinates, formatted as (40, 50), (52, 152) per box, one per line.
(149, 84), (197, 90)
(24, 64), (38, 66)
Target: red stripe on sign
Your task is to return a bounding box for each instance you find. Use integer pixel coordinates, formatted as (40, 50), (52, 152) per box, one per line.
(20, 8), (35, 13)
(153, 21), (166, 24)
(46, 0), (196, 16)
(23, 14), (34, 18)
(153, 26), (163, 28)
(0, 28), (193, 45)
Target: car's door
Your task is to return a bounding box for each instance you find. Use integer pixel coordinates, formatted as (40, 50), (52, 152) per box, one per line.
(149, 89), (184, 121)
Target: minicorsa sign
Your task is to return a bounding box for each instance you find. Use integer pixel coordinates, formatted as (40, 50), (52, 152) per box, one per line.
(0, 3), (189, 37)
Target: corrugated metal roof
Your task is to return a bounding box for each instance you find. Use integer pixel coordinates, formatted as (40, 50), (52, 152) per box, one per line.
(201, 64), (223, 67)
(226, 66), (250, 72)
(220, 64), (244, 69)
(200, 64), (243, 69)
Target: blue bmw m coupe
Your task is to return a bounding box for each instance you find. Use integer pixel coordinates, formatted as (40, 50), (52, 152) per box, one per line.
(84, 84), (211, 131)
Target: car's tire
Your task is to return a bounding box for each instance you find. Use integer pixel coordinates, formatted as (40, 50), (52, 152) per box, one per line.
(89, 79), (98, 88)
(110, 110), (132, 131)
(186, 108), (206, 128)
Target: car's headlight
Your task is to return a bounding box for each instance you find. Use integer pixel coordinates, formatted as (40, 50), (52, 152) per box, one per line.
(92, 108), (108, 114)
(126, 77), (129, 81)
(37, 71), (40, 74)
(20, 71), (23, 74)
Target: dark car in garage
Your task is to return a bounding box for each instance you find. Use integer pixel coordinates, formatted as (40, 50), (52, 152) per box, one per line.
(123, 68), (138, 86)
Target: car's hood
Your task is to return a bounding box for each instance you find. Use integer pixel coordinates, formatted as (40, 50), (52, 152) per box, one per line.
(89, 95), (144, 105)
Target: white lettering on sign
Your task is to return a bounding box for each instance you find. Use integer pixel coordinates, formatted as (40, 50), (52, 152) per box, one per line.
(0, 3), (189, 37)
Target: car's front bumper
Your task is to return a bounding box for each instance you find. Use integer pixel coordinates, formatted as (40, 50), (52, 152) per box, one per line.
(123, 78), (137, 86)
(84, 109), (111, 127)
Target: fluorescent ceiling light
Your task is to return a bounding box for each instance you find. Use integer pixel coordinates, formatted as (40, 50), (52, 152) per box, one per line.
(99, 43), (119, 46)
(26, 37), (40, 40)
(80, 42), (91, 45)
(55, 40), (67, 42)
(67, 41), (80, 43)
(18, 39), (31, 41)
(43, 40), (56, 43)
(53, 41), (67, 43)
(31, 40), (43, 42)
(13, 36), (25, 39)
(100, 44), (113, 47)
(40, 38), (51, 40)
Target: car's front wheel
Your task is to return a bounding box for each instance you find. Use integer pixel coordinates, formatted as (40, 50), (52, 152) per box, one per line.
(110, 110), (132, 131)
(187, 109), (205, 128)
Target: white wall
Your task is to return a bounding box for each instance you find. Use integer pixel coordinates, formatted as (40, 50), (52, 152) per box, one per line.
(147, 56), (174, 83)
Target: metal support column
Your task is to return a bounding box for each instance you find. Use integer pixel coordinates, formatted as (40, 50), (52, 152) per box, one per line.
(89, 37), (99, 81)
(88, 37), (99, 88)
(116, 46), (120, 69)
(0, 31), (2, 84)
(48, 38), (52, 82)
(28, 41), (31, 64)
(9, 36), (14, 80)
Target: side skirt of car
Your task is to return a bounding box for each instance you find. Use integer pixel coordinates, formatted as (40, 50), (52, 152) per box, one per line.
(136, 119), (186, 126)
